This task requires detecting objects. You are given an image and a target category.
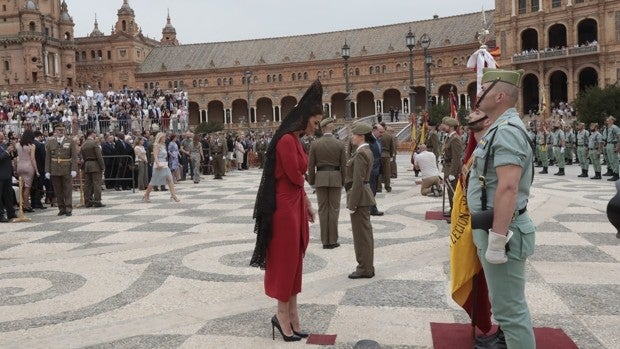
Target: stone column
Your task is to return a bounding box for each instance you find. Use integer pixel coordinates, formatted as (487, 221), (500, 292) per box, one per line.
(44, 51), (49, 76)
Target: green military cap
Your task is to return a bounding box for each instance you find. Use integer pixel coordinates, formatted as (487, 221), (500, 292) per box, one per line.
(53, 124), (65, 131)
(320, 117), (335, 127)
(482, 68), (524, 88)
(351, 123), (372, 135)
(441, 116), (459, 127)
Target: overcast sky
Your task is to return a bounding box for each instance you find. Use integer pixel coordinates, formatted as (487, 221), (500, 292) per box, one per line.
(64, 0), (495, 44)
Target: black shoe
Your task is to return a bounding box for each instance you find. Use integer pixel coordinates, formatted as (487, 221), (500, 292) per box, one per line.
(603, 170), (614, 176)
(7, 211), (17, 219)
(23, 207), (34, 213)
(290, 325), (309, 338)
(65, 211), (72, 217)
(539, 167), (548, 174)
(370, 211), (384, 216)
(323, 243), (341, 249)
(153, 187), (160, 191)
(114, 187), (122, 191)
(386, 187), (392, 192)
(348, 272), (375, 279)
(554, 169), (565, 176)
(58, 210), (66, 216)
(93, 203), (106, 208)
(591, 172), (602, 180)
(271, 315), (301, 342)
(578, 170), (589, 177)
(84, 203), (93, 208)
(0, 215), (8, 223)
(608, 175), (619, 181)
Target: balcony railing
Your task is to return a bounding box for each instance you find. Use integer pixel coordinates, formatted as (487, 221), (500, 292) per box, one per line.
(511, 45), (599, 64)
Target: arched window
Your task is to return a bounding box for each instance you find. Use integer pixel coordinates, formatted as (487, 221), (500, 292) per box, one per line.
(97, 50), (102, 59)
(122, 20), (127, 31)
(81, 51), (86, 60)
(29, 22), (36, 31)
(382, 65), (387, 73)
(292, 73), (296, 81)
(329, 70), (333, 78)
(396, 63), (401, 72)
(437, 59), (443, 68)
(267, 75), (272, 83)
(355, 68), (360, 76)
(75, 52), (80, 62)
(303, 72), (308, 80)
(369, 66), (374, 74)
(197, 80), (202, 87)
(229, 77), (234, 85)
(204, 79), (208, 86)
(273, 74), (277, 82)
(168, 81), (173, 88)
(150, 82), (154, 89)
(452, 57), (459, 66)
(375, 66), (380, 73)
(193, 80), (197, 87)
(174, 81), (178, 88)
(91, 50), (96, 59)
(297, 72), (302, 80)
(278, 74), (282, 82)
(143, 83), (148, 90)
(64, 32), (71, 40)
(217, 78), (222, 86)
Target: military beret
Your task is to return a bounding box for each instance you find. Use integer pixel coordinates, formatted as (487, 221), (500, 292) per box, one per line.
(351, 123), (372, 135)
(53, 124), (65, 131)
(441, 117), (459, 127)
(482, 68), (524, 88)
(320, 117), (335, 127)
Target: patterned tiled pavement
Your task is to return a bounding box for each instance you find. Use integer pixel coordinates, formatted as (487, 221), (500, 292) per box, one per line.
(0, 154), (618, 349)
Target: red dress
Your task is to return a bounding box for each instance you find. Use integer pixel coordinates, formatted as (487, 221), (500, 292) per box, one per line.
(264, 133), (310, 302)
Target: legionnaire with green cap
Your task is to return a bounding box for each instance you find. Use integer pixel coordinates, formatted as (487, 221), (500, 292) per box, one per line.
(45, 124), (78, 216)
(467, 68), (536, 348)
(536, 123), (551, 174)
(576, 122), (590, 177)
(551, 121), (566, 176)
(564, 125), (575, 165)
(588, 123), (604, 179)
(604, 116), (620, 181)
(308, 117), (346, 249)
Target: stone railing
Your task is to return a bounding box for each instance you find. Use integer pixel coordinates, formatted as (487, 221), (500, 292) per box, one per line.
(511, 45), (599, 64)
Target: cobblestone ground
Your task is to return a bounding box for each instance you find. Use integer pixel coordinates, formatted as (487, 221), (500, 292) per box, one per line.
(0, 154), (618, 349)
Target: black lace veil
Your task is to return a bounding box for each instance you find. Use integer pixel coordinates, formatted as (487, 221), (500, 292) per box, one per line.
(250, 79), (323, 269)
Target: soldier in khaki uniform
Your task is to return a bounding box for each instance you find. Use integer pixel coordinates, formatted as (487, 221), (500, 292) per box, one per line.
(441, 117), (464, 212)
(378, 122), (395, 192)
(45, 124), (78, 216)
(80, 130), (106, 208)
(255, 133), (268, 169)
(210, 132), (227, 179)
(345, 123), (376, 279)
(307, 118), (346, 249)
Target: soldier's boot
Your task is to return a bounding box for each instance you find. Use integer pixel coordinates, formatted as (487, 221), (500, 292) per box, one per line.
(538, 167), (548, 174)
(591, 172), (602, 180)
(603, 168), (614, 176)
(608, 173), (619, 181)
(554, 168), (565, 176)
(578, 169), (589, 177)
(535, 161), (542, 167)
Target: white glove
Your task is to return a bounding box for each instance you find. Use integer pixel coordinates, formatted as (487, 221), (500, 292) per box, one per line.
(485, 229), (514, 264)
(349, 209), (356, 214)
(222, 156), (226, 160)
(560, 147), (565, 154)
(71, 171), (77, 178)
(448, 175), (455, 181)
(209, 156), (213, 161)
(45, 172), (51, 180)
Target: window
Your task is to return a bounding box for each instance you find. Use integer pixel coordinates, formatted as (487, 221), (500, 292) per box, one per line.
(531, 0), (539, 11)
(396, 63), (401, 72)
(369, 66), (374, 74)
(328, 71), (333, 79)
(144, 83), (148, 90)
(355, 68), (360, 76)
(278, 74), (282, 82)
(168, 81), (172, 88)
(107, 51), (111, 59)
(437, 59), (443, 68)
(91, 51), (95, 59)
(303, 72), (308, 80)
(552, 0), (561, 8)
(75, 52), (79, 62)
(297, 72), (302, 80)
(64, 32), (71, 40)
(81, 51), (86, 60)
(267, 75), (271, 83)
(97, 50), (102, 59)
(518, 0), (526, 14)
(67, 78), (72, 87)
(291, 73), (296, 81)
(29, 22), (36, 31)
(382, 65), (387, 73)
(122, 20), (127, 31)
(203, 79), (208, 86)
(453, 57), (459, 66)
(193, 80), (197, 87)
(3, 60), (9, 71)
(616, 11), (620, 43)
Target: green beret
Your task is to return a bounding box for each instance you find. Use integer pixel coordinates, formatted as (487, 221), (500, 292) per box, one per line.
(320, 117), (335, 127)
(351, 123), (372, 135)
(441, 117), (459, 127)
(482, 68), (524, 88)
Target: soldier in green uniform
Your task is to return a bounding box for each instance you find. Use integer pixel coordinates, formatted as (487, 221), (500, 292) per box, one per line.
(45, 124), (78, 216)
(551, 121), (566, 176)
(564, 125), (575, 165)
(468, 68), (536, 348)
(536, 123), (550, 174)
(345, 122), (376, 279)
(210, 132), (227, 179)
(308, 118), (346, 249)
(441, 116), (464, 211)
(255, 133), (268, 169)
(589, 123), (604, 180)
(604, 116), (620, 181)
(378, 122), (395, 192)
(80, 130), (106, 208)
(576, 122), (590, 177)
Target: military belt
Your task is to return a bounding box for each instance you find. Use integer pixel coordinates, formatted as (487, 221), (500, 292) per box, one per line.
(317, 165), (340, 171)
(52, 158), (71, 163)
(85, 158), (97, 161)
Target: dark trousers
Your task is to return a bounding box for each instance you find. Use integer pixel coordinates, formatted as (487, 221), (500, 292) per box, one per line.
(369, 171), (380, 214)
(84, 171), (103, 204)
(0, 178), (15, 215)
(30, 175), (44, 207)
(51, 174), (73, 213)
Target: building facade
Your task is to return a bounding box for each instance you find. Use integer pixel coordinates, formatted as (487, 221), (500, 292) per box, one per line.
(0, 0), (76, 91)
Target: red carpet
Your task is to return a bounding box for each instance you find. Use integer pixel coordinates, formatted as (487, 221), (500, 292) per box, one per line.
(430, 323), (578, 349)
(306, 334), (337, 345)
(425, 210), (447, 221)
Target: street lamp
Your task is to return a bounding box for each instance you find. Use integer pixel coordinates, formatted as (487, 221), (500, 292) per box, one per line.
(245, 69), (252, 131)
(419, 33), (432, 111)
(406, 28), (416, 114)
(341, 41), (351, 120)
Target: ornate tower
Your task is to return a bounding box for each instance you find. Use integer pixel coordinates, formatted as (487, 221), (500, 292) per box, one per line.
(115, 0), (139, 36)
(161, 10), (179, 46)
(89, 14), (104, 38)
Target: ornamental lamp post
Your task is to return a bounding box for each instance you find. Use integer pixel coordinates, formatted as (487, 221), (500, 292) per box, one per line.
(341, 42), (351, 121)
(406, 28), (416, 114)
(244, 69), (252, 131)
(419, 33), (432, 111)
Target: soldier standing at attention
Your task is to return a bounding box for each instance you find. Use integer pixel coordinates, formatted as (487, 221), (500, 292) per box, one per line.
(536, 123), (551, 174)
(440, 117), (464, 212)
(210, 132), (227, 179)
(378, 122), (395, 192)
(469, 68), (535, 348)
(425, 121), (440, 163)
(604, 116), (620, 181)
(551, 121), (566, 176)
(80, 130), (106, 208)
(256, 133), (268, 169)
(576, 122), (590, 177)
(307, 117), (346, 249)
(45, 124), (78, 216)
(564, 125), (575, 165)
(589, 123), (604, 180)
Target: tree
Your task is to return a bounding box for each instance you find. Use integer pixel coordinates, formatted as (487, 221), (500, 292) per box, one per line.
(428, 103), (449, 126)
(575, 85), (620, 126)
(194, 121), (224, 134)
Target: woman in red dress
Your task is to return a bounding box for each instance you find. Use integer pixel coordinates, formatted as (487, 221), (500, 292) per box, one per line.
(251, 80), (323, 342)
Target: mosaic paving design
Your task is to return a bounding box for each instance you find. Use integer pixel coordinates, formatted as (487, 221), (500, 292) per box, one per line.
(0, 156), (618, 349)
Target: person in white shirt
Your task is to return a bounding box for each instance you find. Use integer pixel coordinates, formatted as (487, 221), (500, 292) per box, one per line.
(414, 144), (441, 196)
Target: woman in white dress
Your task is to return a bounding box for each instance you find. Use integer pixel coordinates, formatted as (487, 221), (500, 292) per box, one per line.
(142, 132), (179, 202)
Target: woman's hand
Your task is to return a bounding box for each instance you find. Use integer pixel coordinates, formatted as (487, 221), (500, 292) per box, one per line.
(307, 206), (315, 223)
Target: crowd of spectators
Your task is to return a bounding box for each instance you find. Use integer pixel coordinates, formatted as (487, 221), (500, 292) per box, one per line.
(513, 40), (599, 58)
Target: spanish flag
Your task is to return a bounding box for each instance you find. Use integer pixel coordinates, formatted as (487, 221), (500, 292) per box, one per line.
(449, 130), (492, 333)
(420, 112), (428, 144)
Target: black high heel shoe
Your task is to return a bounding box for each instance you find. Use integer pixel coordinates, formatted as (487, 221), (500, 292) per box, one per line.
(291, 324), (309, 338)
(271, 315), (301, 342)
